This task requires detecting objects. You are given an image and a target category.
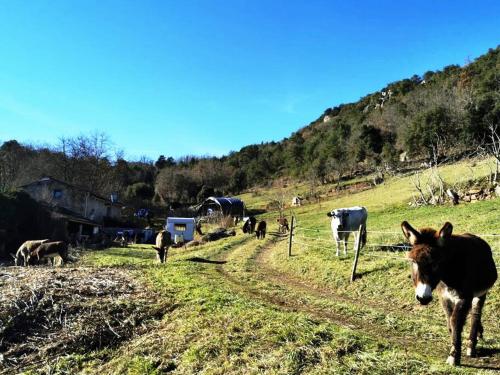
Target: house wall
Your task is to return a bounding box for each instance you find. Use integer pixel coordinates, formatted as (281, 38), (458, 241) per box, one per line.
(23, 180), (84, 213)
(22, 180), (121, 223)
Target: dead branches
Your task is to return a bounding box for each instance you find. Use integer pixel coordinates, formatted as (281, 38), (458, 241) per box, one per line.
(0, 267), (168, 373)
(410, 165), (447, 206)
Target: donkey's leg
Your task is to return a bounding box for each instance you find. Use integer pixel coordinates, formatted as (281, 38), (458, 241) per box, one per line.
(440, 295), (454, 334)
(467, 294), (486, 357)
(446, 298), (472, 366)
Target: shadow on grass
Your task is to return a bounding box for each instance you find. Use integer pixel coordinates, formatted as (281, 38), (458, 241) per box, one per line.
(186, 257), (227, 265)
(104, 250), (155, 261)
(476, 346), (500, 357)
(268, 231), (288, 238)
(245, 208), (267, 216)
(462, 363), (500, 371)
(355, 263), (395, 279)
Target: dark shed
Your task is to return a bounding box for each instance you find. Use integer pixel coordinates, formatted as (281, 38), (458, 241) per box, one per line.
(196, 197), (245, 218)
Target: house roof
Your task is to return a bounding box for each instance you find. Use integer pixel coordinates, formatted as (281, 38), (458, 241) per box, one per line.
(19, 176), (122, 206)
(45, 204), (101, 227)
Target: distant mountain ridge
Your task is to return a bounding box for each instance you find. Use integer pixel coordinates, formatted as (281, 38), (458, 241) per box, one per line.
(2, 46), (499, 208)
(216, 46), (499, 182)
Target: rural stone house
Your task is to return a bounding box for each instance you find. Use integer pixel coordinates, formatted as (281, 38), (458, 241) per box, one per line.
(19, 177), (122, 238)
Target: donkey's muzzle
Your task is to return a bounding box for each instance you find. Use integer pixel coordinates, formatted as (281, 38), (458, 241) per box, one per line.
(416, 295), (432, 305)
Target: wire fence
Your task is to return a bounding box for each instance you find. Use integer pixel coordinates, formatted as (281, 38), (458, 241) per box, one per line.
(290, 217), (500, 272)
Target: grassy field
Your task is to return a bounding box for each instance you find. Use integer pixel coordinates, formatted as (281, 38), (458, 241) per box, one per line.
(26, 157), (499, 374)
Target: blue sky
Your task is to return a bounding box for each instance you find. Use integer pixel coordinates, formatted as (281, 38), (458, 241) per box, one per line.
(0, 1), (499, 160)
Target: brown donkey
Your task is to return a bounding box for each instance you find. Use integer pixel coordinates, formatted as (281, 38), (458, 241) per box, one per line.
(153, 230), (173, 263)
(401, 221), (497, 366)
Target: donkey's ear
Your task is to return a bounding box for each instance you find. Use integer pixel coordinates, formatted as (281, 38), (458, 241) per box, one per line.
(438, 222), (453, 240)
(401, 221), (420, 245)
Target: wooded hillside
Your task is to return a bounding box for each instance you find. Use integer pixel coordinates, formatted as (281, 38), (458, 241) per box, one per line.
(1, 46), (498, 207)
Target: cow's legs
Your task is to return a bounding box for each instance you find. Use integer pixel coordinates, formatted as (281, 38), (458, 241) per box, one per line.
(447, 298), (472, 366)
(343, 233), (349, 256)
(333, 233), (341, 256)
(467, 294), (486, 357)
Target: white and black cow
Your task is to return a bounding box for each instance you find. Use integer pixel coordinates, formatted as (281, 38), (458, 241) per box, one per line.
(327, 206), (367, 256)
(242, 216), (257, 234)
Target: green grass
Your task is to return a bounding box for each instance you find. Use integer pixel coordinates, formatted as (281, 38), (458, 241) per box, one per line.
(79, 242), (459, 375)
(57, 157), (499, 374)
(238, 157), (496, 213)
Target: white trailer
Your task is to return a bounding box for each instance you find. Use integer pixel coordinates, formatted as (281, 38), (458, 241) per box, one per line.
(165, 217), (196, 243)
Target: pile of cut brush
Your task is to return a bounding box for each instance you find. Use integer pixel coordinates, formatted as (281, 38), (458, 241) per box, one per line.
(0, 266), (169, 373)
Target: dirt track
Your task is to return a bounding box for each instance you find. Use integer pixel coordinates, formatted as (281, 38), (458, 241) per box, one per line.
(213, 235), (500, 370)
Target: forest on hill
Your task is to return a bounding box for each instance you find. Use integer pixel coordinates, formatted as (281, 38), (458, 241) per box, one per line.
(0, 46), (498, 208)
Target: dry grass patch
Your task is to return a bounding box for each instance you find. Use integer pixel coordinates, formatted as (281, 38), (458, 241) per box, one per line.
(0, 266), (170, 374)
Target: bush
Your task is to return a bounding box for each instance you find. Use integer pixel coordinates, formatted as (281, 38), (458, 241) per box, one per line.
(0, 191), (54, 259)
(125, 183), (155, 202)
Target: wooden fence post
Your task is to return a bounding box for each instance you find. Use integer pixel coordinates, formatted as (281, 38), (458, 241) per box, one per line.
(288, 215), (295, 257)
(350, 224), (364, 282)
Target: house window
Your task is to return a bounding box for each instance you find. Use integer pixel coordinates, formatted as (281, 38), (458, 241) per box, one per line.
(53, 189), (63, 199)
(174, 224), (186, 232)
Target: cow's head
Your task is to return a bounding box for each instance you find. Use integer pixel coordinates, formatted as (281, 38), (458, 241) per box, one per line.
(327, 210), (349, 227)
(402, 221), (451, 305)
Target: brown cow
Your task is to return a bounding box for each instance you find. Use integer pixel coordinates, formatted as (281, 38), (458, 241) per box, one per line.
(402, 221), (497, 366)
(27, 241), (68, 266)
(14, 239), (50, 266)
(277, 217), (289, 233)
(153, 230), (173, 263)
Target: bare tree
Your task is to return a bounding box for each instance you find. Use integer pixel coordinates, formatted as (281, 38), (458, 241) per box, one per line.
(56, 132), (121, 196)
(480, 123), (500, 183)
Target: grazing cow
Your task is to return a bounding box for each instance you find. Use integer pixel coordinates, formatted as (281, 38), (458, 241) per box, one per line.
(291, 196), (303, 206)
(402, 221), (497, 366)
(277, 217), (289, 233)
(327, 206), (367, 256)
(14, 239), (49, 266)
(255, 221), (267, 239)
(242, 216), (257, 234)
(153, 230), (173, 263)
(27, 241), (68, 266)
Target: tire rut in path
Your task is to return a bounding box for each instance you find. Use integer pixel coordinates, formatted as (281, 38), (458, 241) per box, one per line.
(250, 239), (500, 369)
(214, 238), (436, 357)
(251, 240), (500, 371)
(214, 237), (500, 369)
